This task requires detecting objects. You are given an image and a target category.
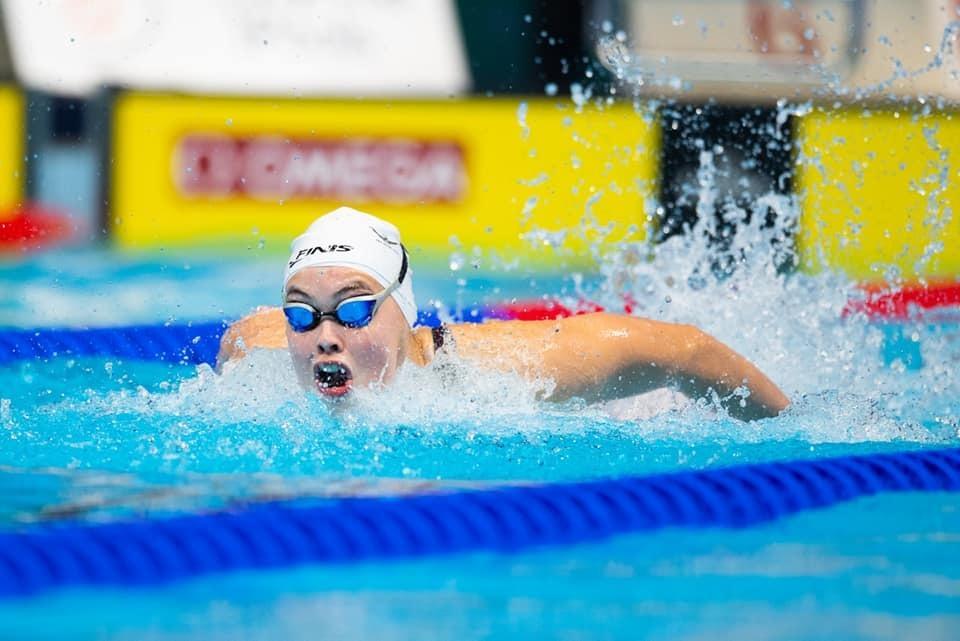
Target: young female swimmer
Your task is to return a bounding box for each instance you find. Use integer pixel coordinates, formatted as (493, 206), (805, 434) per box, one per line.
(218, 207), (790, 421)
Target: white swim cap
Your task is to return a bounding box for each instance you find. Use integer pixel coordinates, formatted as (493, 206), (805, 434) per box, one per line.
(282, 207), (418, 326)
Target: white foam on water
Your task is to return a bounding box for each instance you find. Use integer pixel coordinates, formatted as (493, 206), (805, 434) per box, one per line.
(63, 324), (949, 448)
(74, 350), (308, 424)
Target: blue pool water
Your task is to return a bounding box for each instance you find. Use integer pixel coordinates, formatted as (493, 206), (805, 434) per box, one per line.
(1, 240), (959, 639)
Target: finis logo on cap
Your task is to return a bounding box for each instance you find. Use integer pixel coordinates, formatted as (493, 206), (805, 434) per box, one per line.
(288, 244), (353, 268)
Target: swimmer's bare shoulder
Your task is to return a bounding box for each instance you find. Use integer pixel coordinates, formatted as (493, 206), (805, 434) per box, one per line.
(219, 308), (789, 420)
(216, 306), (287, 369)
(448, 312), (789, 421)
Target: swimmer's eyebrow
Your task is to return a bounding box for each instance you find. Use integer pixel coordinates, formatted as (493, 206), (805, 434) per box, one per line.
(284, 286), (313, 302)
(332, 280), (375, 298)
(284, 282), (374, 303)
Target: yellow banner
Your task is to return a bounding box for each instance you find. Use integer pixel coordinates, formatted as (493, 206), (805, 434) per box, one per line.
(111, 93), (658, 264)
(797, 108), (960, 282)
(0, 86), (23, 219)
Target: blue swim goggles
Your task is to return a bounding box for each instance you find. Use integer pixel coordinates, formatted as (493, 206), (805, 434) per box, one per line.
(282, 248), (408, 331)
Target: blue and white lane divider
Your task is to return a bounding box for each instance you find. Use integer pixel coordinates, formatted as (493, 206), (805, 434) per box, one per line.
(0, 447), (957, 598)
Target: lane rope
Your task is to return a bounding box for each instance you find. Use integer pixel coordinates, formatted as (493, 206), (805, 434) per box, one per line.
(0, 447), (956, 597)
(0, 322), (230, 366)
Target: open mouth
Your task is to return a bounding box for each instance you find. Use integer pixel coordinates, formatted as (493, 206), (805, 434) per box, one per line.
(313, 361), (353, 397)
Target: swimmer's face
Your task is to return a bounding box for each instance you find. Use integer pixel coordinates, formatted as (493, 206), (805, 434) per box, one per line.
(284, 267), (411, 399)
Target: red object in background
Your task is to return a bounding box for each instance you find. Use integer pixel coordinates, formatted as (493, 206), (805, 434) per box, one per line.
(504, 283), (960, 323)
(494, 293), (638, 320)
(845, 282), (960, 320)
(0, 205), (73, 251)
(493, 299), (605, 321)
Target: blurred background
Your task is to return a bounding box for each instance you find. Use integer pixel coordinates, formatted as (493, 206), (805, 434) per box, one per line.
(0, 0), (957, 288)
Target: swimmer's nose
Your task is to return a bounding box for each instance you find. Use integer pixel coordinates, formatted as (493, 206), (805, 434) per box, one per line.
(314, 319), (344, 355)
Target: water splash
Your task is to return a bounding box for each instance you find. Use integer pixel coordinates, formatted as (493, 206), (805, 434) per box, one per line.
(546, 132), (960, 447)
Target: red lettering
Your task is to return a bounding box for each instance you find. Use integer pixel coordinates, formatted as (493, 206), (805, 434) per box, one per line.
(174, 135), (467, 204)
(177, 136), (241, 196)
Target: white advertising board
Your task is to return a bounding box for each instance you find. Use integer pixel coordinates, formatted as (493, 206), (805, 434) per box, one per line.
(3, 0), (469, 96)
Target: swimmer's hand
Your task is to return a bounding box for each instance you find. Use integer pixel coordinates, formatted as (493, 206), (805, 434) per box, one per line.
(216, 307), (287, 371)
(449, 312), (790, 421)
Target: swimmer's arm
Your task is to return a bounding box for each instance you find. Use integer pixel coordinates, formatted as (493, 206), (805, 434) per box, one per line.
(215, 307), (287, 370)
(632, 321), (790, 421)
(451, 312), (789, 421)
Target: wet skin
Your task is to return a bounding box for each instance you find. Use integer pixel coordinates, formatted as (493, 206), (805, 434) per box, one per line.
(218, 266), (791, 420)
(280, 267), (428, 398)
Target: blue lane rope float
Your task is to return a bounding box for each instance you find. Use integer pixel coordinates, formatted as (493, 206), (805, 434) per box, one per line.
(0, 322), (230, 366)
(0, 447), (957, 598)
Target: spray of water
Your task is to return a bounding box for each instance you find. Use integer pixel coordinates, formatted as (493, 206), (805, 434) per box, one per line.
(546, 106), (959, 444)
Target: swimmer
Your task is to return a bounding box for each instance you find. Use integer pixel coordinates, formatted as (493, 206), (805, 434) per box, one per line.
(218, 207), (790, 421)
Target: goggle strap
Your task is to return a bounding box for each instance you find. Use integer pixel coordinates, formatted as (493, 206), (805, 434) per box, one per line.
(397, 245), (408, 284)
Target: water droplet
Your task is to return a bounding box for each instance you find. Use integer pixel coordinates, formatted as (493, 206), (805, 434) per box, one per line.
(570, 83), (586, 108)
(544, 83), (558, 96)
(516, 101), (528, 127)
(672, 15), (685, 26)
